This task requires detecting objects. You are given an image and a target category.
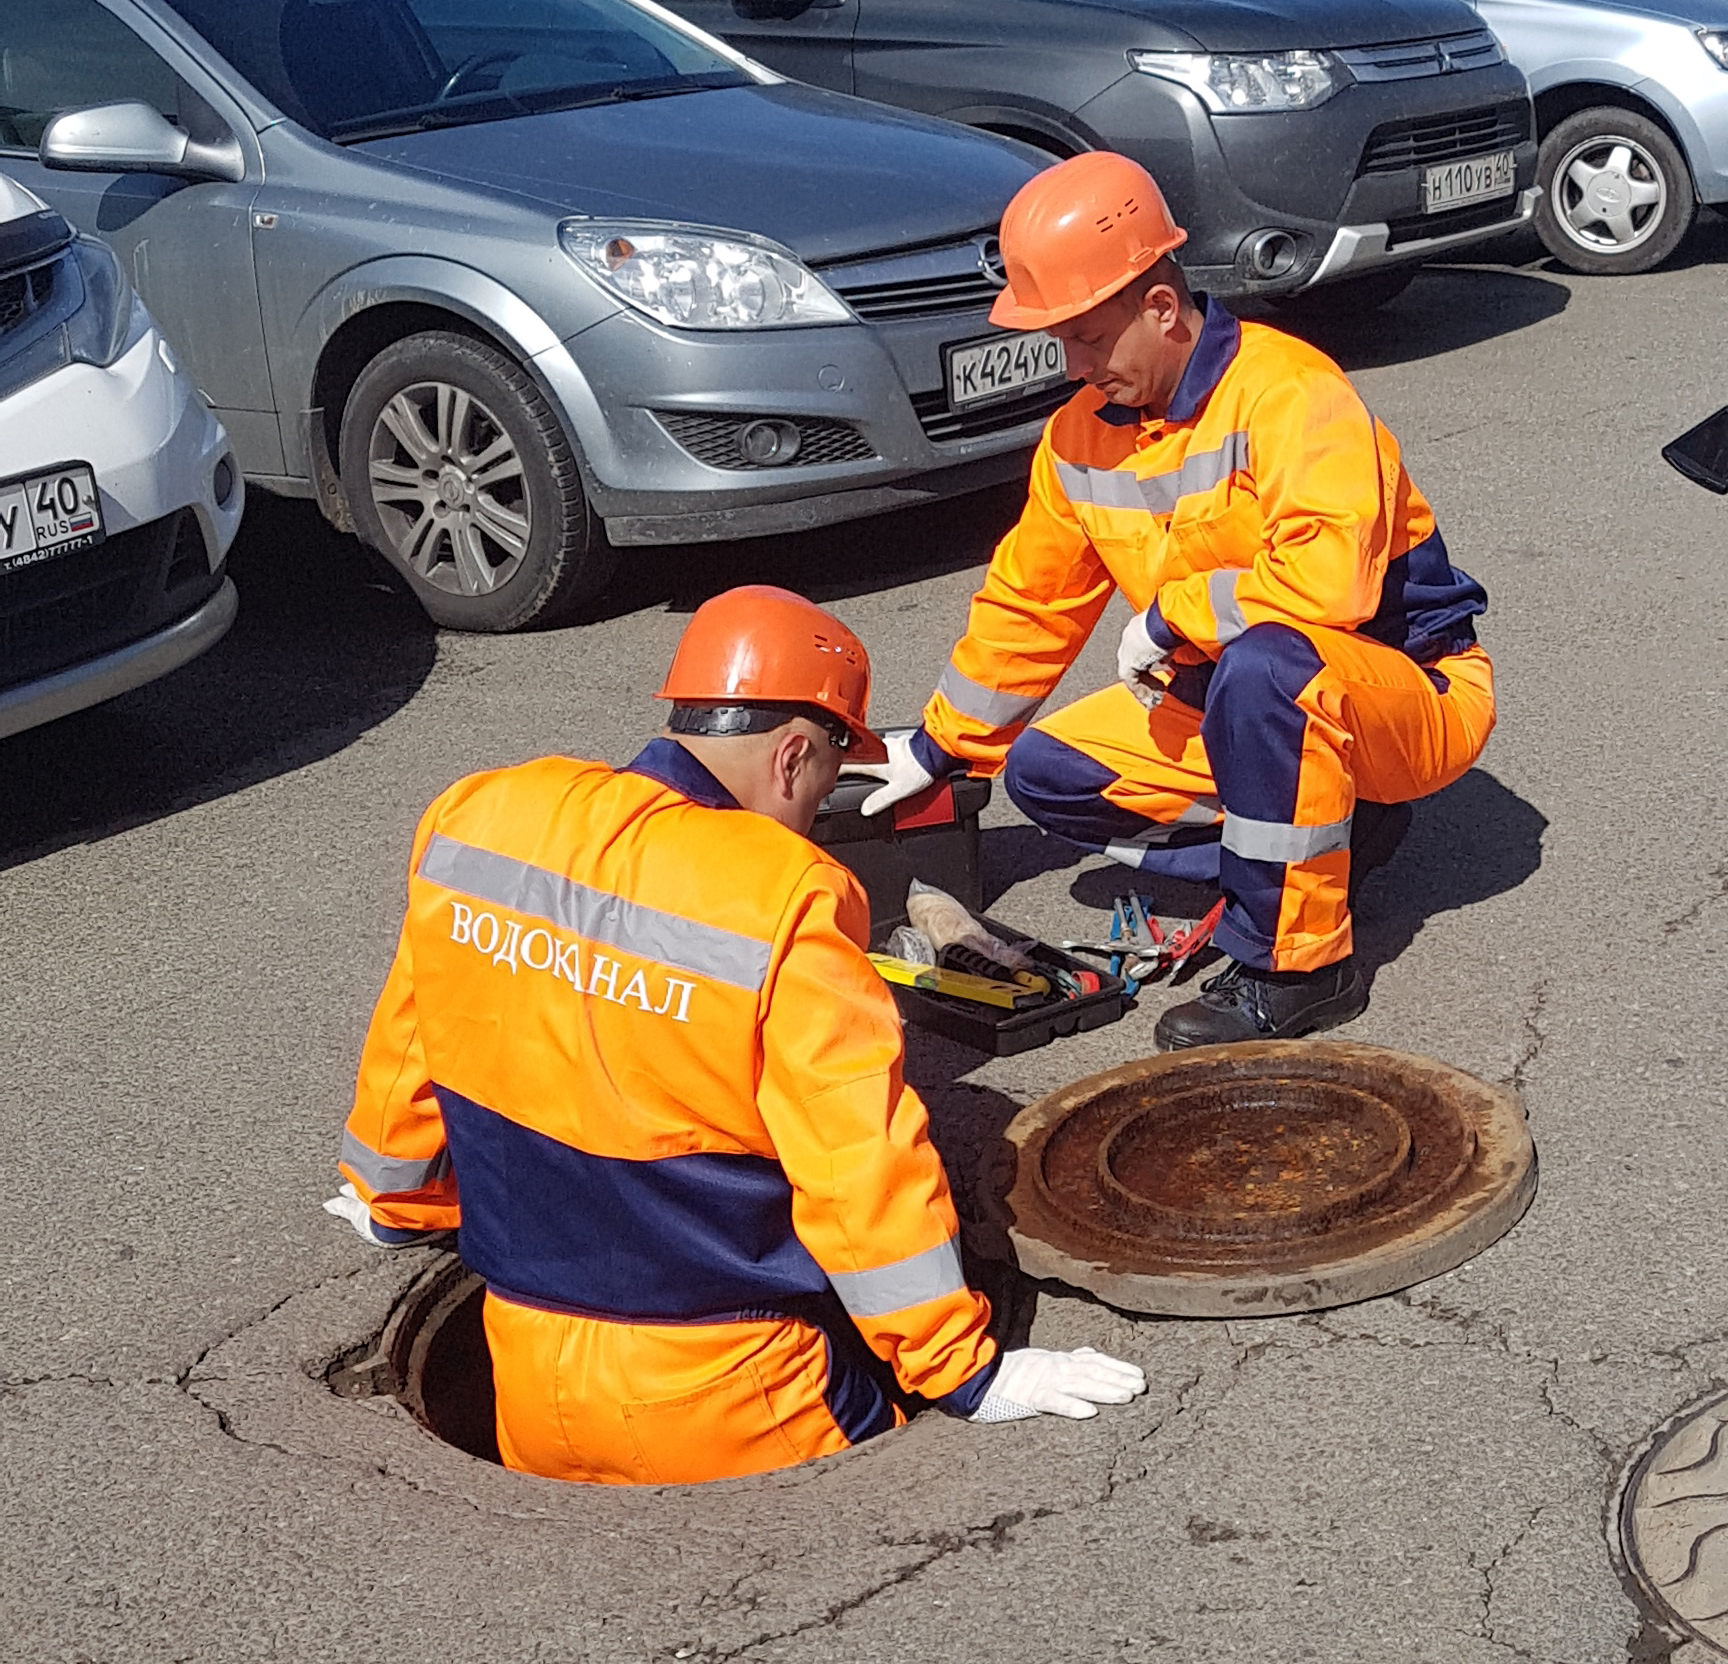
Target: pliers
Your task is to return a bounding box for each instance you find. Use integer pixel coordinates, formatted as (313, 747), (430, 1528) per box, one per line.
(1061, 893), (1226, 996)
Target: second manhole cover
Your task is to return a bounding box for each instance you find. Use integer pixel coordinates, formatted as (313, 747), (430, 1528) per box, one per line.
(978, 1039), (1536, 1315)
(1618, 1390), (1728, 1658)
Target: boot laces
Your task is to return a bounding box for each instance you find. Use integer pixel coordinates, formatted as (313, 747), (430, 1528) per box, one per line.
(1199, 962), (1277, 1034)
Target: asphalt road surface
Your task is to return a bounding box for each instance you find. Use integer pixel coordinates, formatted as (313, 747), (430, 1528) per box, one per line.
(6, 223), (1728, 1663)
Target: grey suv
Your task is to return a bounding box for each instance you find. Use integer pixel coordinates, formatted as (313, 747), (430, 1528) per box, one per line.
(1, 0), (1044, 630)
(666, 0), (1541, 307)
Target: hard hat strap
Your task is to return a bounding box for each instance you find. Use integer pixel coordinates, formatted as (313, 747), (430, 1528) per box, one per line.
(668, 702), (852, 750)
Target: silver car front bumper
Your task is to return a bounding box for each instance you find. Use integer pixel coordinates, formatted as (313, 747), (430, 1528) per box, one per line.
(0, 577), (237, 740)
(1305, 186), (1542, 286)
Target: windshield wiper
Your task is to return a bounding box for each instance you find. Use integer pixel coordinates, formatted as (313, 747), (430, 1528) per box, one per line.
(331, 71), (746, 143)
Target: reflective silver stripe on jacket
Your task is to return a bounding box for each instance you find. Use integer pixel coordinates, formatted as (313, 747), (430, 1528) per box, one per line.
(1103, 797), (1224, 867)
(1056, 430), (1249, 516)
(340, 1128), (451, 1195)
(935, 661), (1044, 729)
(1221, 812), (1353, 865)
(1208, 568), (1247, 643)
(418, 834), (773, 991)
(827, 1236), (967, 1319)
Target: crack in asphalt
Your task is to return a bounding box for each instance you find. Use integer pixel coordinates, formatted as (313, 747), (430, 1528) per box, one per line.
(1507, 977), (1550, 1095)
(1662, 863), (1728, 939)
(1472, 1503), (1546, 1661)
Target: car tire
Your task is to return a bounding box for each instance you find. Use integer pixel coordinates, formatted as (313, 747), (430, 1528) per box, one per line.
(1271, 265), (1418, 317)
(339, 330), (616, 631)
(1535, 107), (1695, 276)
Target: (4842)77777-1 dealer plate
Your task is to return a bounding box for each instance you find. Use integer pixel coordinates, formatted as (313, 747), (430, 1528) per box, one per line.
(0, 462), (105, 575)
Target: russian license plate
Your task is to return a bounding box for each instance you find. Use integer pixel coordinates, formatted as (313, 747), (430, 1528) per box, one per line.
(0, 463), (104, 573)
(945, 331), (1066, 411)
(1423, 148), (1516, 213)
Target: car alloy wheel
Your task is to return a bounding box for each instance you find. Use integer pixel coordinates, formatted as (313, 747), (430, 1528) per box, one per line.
(1535, 107), (1696, 277)
(1551, 134), (1665, 256)
(340, 330), (616, 632)
(367, 381), (532, 599)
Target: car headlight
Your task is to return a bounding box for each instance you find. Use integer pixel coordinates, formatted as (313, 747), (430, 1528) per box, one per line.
(65, 237), (142, 368)
(1699, 28), (1728, 69)
(559, 220), (852, 330)
(1130, 49), (1343, 112)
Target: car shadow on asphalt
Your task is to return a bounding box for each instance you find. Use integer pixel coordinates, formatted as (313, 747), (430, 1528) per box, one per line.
(572, 480), (1029, 626)
(1253, 262), (1572, 372)
(0, 493), (437, 871)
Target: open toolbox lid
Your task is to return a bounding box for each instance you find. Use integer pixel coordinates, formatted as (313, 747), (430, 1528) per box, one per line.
(811, 773), (992, 842)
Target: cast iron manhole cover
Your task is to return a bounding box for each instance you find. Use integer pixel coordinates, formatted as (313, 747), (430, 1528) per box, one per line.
(978, 1040), (1536, 1315)
(1618, 1390), (1728, 1656)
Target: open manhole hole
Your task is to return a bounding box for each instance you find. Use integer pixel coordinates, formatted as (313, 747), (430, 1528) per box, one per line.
(978, 1039), (1536, 1315)
(328, 1256), (500, 1463)
(1617, 1389), (1728, 1657)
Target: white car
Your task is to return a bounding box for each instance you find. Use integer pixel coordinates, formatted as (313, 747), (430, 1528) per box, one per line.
(0, 171), (240, 738)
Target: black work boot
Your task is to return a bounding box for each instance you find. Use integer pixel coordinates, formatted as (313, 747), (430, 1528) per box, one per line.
(1154, 958), (1368, 1050)
(1348, 800), (1412, 904)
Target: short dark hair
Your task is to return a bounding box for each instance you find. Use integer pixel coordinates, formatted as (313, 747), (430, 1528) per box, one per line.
(1122, 255), (1192, 309)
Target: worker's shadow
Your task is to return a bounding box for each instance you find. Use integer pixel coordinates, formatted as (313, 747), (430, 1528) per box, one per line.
(905, 1027), (1040, 1351)
(1350, 766), (1547, 984)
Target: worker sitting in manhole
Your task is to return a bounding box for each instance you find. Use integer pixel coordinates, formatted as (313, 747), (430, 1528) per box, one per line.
(855, 153), (1496, 1050)
(324, 587), (1145, 1485)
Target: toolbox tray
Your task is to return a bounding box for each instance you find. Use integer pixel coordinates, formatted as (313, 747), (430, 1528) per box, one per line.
(881, 915), (1129, 1057)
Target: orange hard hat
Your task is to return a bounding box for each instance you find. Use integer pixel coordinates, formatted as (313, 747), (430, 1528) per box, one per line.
(990, 152), (1187, 331)
(657, 585), (887, 763)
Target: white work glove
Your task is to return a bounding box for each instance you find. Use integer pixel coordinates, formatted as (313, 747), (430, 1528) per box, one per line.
(848, 727), (937, 817)
(969, 1346), (1148, 1423)
(322, 1182), (407, 1249)
(1117, 610), (1173, 710)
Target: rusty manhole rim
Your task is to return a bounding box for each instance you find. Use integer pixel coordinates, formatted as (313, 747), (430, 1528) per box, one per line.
(977, 1039), (1537, 1317)
(1614, 1386), (1728, 1658)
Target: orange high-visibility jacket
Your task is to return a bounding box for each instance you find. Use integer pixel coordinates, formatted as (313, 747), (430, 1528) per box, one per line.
(341, 739), (998, 1424)
(921, 299), (1487, 771)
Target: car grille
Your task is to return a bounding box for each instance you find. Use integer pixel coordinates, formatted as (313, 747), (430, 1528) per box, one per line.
(0, 510), (218, 693)
(0, 257), (60, 337)
(1337, 29), (1502, 82)
(1358, 102), (1530, 175)
(1386, 197), (1525, 249)
(656, 411), (876, 469)
(913, 381), (1070, 444)
(819, 235), (1004, 323)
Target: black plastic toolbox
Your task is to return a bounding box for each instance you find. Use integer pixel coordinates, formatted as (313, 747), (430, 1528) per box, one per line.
(883, 916), (1129, 1057)
(810, 772), (993, 933)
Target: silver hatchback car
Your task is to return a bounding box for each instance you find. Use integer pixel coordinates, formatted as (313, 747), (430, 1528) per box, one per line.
(2, 0), (1045, 630)
(1477, 0), (1728, 274)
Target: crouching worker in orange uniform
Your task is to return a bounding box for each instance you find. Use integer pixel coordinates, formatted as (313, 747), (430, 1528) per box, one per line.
(323, 586), (1146, 1485)
(854, 154), (1497, 1050)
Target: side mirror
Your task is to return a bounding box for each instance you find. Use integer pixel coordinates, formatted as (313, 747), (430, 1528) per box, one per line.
(40, 100), (244, 185)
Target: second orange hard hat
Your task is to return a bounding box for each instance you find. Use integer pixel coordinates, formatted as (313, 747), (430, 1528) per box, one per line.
(990, 152), (1188, 331)
(657, 585), (887, 763)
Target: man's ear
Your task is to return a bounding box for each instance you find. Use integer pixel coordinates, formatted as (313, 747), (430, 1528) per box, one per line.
(771, 728), (811, 800)
(1143, 280), (1183, 334)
